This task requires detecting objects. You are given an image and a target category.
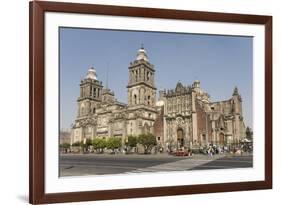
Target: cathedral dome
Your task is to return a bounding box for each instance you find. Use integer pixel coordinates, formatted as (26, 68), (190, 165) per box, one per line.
(136, 45), (149, 61)
(194, 80), (200, 87)
(86, 66), (97, 80)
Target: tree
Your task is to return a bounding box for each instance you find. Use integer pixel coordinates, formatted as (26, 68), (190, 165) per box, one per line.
(245, 127), (253, 140)
(59, 143), (70, 149)
(85, 138), (92, 146)
(72, 141), (82, 147)
(137, 133), (157, 154)
(82, 138), (93, 153)
(125, 135), (138, 152)
(92, 138), (107, 153)
(106, 137), (122, 153)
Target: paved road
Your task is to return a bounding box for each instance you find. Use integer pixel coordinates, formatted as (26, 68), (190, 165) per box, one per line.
(60, 154), (183, 176)
(59, 154), (253, 176)
(190, 155), (253, 170)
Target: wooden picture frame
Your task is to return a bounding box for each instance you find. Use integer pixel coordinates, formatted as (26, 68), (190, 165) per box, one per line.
(29, 1), (272, 204)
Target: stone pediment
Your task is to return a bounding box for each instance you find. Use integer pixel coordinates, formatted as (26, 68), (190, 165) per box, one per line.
(165, 83), (191, 97)
(74, 118), (97, 128)
(175, 82), (184, 92)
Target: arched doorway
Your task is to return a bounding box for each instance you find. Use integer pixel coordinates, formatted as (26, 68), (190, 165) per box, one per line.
(177, 128), (184, 149)
(219, 133), (225, 145)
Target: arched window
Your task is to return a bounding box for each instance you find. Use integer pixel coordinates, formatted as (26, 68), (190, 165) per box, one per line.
(136, 70), (138, 81)
(90, 86), (93, 96)
(93, 107), (96, 114)
(134, 94), (137, 104)
(147, 95), (151, 105)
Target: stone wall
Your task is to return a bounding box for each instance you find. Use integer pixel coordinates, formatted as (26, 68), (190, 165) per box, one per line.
(153, 105), (164, 146)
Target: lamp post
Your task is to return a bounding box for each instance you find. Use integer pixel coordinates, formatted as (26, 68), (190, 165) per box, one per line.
(125, 136), (128, 154)
(83, 137), (86, 154)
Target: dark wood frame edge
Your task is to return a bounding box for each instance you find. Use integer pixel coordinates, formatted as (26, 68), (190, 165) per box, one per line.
(29, 1), (272, 204)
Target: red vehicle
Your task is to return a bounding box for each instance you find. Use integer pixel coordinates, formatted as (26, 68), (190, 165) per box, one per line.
(173, 150), (192, 156)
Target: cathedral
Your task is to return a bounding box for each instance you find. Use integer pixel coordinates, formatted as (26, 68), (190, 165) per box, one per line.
(70, 46), (246, 150)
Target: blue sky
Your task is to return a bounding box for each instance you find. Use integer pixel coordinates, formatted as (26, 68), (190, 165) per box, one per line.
(60, 27), (253, 130)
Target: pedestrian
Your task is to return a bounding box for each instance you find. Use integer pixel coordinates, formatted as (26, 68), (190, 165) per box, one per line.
(210, 148), (213, 157)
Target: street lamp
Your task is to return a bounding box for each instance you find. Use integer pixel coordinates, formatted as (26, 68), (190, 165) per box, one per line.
(83, 137), (86, 154)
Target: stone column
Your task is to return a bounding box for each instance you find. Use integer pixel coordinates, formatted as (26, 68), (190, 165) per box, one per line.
(205, 113), (209, 145)
(192, 92), (196, 112)
(211, 121), (216, 143)
(79, 127), (83, 142)
(138, 88), (141, 104)
(122, 121), (127, 146)
(163, 117), (167, 150)
(91, 125), (95, 141)
(129, 70), (132, 84)
(93, 124), (97, 139)
(191, 91), (198, 144)
(140, 88), (144, 104)
(127, 90), (130, 106)
(234, 115), (240, 142)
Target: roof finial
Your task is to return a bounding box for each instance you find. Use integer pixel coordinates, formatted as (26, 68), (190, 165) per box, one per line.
(233, 86), (239, 96)
(141, 43), (144, 49)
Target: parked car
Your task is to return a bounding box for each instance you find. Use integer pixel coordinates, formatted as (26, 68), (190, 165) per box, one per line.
(173, 150), (192, 156)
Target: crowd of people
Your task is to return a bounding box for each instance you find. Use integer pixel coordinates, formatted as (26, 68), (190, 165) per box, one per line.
(199, 142), (253, 157)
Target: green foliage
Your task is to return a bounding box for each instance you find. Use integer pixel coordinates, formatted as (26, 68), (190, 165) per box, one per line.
(125, 135), (138, 148)
(92, 138), (107, 152)
(106, 137), (122, 152)
(72, 141), (82, 146)
(137, 133), (157, 154)
(59, 143), (70, 149)
(85, 138), (92, 146)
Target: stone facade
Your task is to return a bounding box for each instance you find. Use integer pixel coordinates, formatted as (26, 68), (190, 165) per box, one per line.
(71, 46), (159, 146)
(160, 81), (246, 150)
(70, 46), (246, 150)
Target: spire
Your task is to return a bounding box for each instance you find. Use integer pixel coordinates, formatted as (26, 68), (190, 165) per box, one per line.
(233, 86), (239, 96)
(86, 66), (97, 80)
(175, 81), (184, 92)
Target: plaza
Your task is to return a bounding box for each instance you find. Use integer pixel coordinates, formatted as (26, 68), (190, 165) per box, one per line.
(60, 153), (253, 176)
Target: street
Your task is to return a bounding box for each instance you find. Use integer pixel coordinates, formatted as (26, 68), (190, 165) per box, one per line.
(59, 153), (253, 176)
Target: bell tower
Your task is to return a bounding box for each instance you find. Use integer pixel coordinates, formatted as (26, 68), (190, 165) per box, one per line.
(231, 86), (243, 142)
(127, 45), (156, 107)
(77, 66), (103, 118)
